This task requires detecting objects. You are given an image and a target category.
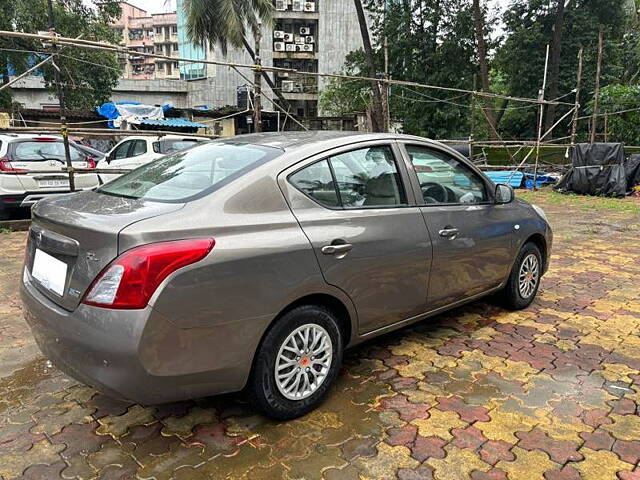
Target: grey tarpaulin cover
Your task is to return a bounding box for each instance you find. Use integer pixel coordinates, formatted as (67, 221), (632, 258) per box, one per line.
(555, 143), (627, 197)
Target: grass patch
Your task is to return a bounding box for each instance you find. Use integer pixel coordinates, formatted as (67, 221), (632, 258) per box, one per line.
(517, 188), (640, 215)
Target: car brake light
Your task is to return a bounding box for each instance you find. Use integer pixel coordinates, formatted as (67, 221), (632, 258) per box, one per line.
(82, 238), (215, 309)
(34, 137), (57, 142)
(86, 157), (97, 169)
(0, 158), (28, 173)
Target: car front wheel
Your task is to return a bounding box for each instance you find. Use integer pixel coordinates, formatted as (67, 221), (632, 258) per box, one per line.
(247, 305), (343, 420)
(500, 242), (543, 310)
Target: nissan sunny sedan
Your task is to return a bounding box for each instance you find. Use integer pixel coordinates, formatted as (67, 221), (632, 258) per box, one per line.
(21, 132), (552, 420)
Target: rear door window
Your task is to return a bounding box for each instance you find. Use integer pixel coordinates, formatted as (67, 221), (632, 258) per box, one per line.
(99, 142), (283, 202)
(290, 145), (407, 209)
(289, 160), (339, 207)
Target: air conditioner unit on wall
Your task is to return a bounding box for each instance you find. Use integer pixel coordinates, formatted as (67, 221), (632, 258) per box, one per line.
(300, 27), (311, 35)
(275, 0), (287, 10)
(285, 43), (296, 52)
(294, 36), (305, 44)
(277, 72), (289, 78)
(305, 35), (314, 43)
(283, 33), (294, 42)
(303, 2), (315, 12)
(274, 30), (285, 39)
(282, 80), (295, 92)
(295, 44), (304, 52)
(274, 42), (285, 52)
(302, 44), (313, 52)
(292, 0), (303, 11)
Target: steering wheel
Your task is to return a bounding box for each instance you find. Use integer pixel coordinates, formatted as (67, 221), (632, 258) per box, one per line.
(421, 182), (448, 204)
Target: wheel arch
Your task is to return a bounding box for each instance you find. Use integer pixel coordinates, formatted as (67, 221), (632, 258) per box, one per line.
(524, 233), (548, 271)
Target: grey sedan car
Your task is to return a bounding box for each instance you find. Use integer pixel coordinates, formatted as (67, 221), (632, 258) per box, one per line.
(21, 132), (552, 420)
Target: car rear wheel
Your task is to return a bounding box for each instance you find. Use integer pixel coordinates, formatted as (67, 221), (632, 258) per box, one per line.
(499, 242), (542, 310)
(247, 305), (343, 420)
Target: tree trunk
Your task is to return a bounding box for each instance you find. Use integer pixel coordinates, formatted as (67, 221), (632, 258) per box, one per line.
(472, 0), (497, 140)
(543, 0), (568, 137)
(353, 0), (386, 132)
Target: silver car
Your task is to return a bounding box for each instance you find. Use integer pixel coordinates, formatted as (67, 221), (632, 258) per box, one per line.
(21, 132), (552, 420)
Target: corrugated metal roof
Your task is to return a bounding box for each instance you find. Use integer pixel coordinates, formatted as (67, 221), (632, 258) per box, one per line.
(139, 118), (206, 128)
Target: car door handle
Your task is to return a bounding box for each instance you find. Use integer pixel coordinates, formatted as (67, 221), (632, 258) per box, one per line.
(439, 227), (459, 238)
(321, 244), (353, 255)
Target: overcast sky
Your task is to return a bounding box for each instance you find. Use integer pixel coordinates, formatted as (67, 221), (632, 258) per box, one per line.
(124, 0), (506, 15)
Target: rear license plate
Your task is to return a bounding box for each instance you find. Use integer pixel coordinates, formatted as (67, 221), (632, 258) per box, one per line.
(31, 249), (67, 296)
(37, 179), (69, 188)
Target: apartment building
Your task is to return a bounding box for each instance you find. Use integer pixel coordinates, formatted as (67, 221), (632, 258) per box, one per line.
(113, 3), (180, 80)
(176, 0), (363, 116)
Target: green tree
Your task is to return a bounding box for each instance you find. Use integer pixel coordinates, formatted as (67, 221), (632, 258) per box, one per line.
(495, 0), (627, 140)
(0, 0), (122, 110)
(319, 50), (370, 116)
(596, 84), (640, 143)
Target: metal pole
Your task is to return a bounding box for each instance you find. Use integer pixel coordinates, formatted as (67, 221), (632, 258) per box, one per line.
(570, 47), (583, 147)
(47, 0), (75, 192)
(590, 25), (604, 144)
(533, 44), (550, 191)
(253, 24), (262, 133)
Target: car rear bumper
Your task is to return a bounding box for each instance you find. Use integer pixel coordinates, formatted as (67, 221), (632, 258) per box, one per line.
(21, 268), (270, 404)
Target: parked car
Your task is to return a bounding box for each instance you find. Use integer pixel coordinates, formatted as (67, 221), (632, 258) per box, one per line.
(21, 132), (552, 420)
(97, 135), (205, 183)
(0, 134), (100, 220)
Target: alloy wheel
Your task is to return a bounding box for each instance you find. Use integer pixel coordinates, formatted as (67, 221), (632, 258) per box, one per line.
(518, 253), (540, 299)
(274, 324), (333, 401)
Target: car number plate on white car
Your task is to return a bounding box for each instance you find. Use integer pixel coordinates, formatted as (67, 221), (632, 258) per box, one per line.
(37, 179), (69, 188)
(31, 249), (67, 296)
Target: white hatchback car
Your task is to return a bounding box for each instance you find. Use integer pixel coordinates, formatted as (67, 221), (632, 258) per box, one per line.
(97, 135), (205, 184)
(0, 134), (100, 220)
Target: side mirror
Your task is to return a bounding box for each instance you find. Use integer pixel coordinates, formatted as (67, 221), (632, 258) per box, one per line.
(495, 184), (515, 204)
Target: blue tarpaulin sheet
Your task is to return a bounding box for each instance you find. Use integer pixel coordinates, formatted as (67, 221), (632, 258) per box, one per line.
(484, 171), (525, 188)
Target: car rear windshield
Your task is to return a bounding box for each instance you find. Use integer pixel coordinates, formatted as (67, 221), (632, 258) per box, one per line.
(152, 139), (201, 155)
(11, 140), (83, 162)
(98, 142), (283, 202)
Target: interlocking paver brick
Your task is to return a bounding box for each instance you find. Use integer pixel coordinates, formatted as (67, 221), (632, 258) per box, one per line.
(1, 193), (640, 479)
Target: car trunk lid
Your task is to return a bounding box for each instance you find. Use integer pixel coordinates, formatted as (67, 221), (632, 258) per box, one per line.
(25, 189), (184, 311)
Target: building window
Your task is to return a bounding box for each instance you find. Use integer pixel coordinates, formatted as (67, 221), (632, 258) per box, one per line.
(172, 43), (179, 51)
(166, 63), (172, 75)
(171, 25), (178, 34)
(156, 27), (162, 35)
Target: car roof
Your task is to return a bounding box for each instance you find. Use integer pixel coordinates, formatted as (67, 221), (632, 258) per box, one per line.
(115, 135), (205, 142)
(218, 131), (445, 152)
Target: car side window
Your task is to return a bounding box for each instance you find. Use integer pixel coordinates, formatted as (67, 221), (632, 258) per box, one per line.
(406, 145), (488, 205)
(328, 146), (406, 208)
(129, 140), (147, 157)
(289, 160), (339, 207)
(111, 141), (133, 160)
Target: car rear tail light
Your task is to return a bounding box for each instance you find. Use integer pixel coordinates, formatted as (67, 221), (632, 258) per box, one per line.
(0, 158), (28, 173)
(86, 157), (97, 169)
(82, 238), (215, 309)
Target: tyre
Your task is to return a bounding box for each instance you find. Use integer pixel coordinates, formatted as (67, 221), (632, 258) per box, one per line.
(499, 242), (542, 310)
(247, 304), (343, 420)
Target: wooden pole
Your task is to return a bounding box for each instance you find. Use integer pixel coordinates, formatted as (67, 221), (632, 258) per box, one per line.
(590, 25), (604, 143)
(533, 44), (550, 191)
(470, 75), (476, 162)
(533, 44), (549, 191)
(570, 47), (583, 146)
(604, 110), (609, 142)
(253, 24), (262, 133)
(47, 0), (75, 192)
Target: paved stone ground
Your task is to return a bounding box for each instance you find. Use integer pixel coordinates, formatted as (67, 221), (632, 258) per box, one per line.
(1, 190), (640, 480)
